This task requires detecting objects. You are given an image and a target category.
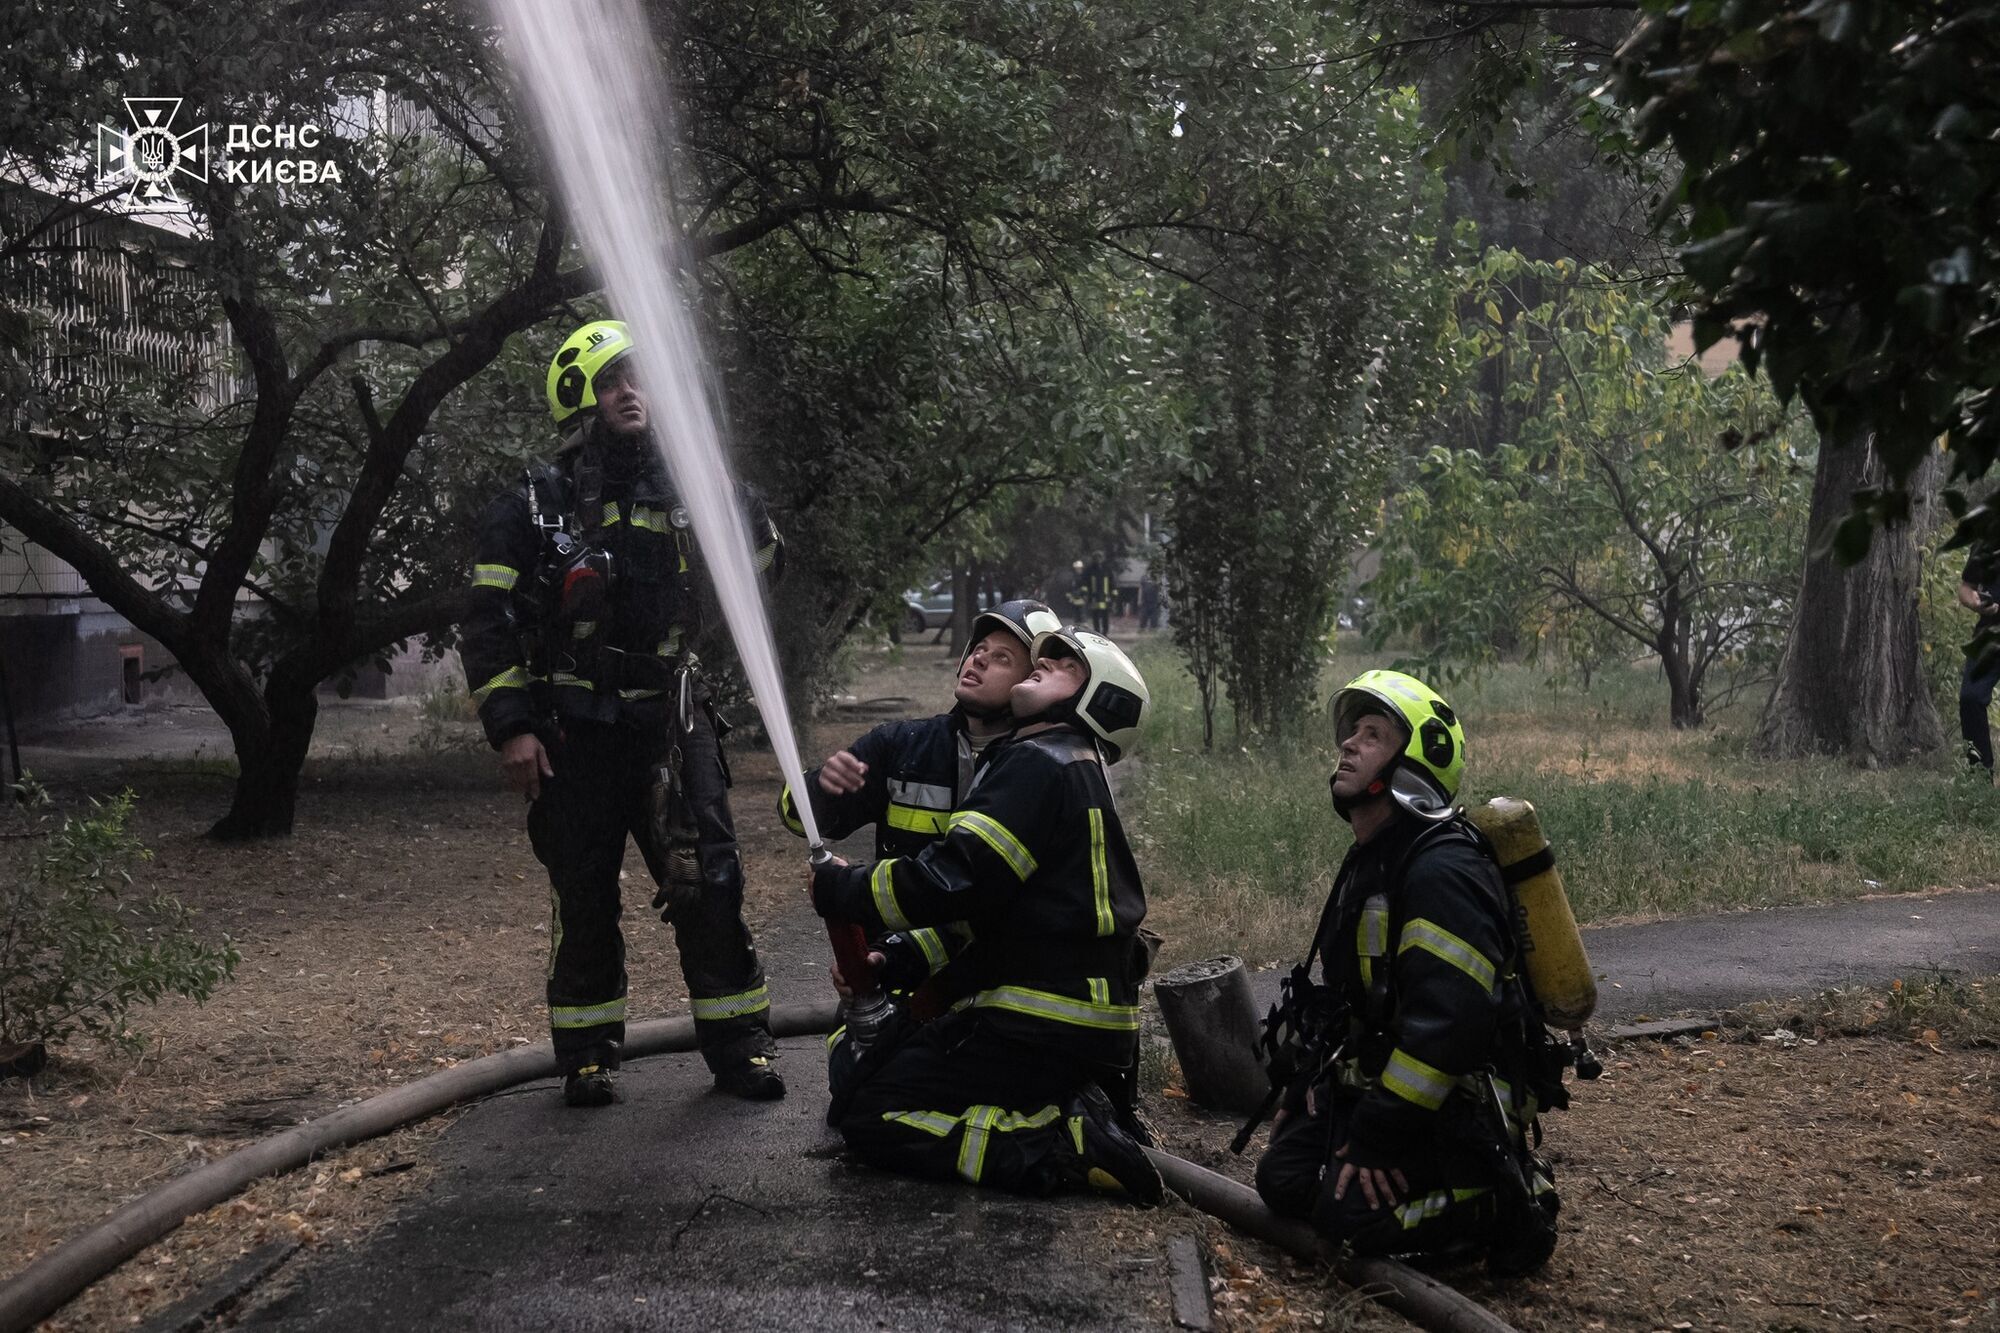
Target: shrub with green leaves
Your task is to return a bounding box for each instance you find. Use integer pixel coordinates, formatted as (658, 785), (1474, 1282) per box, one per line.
(0, 784), (238, 1055)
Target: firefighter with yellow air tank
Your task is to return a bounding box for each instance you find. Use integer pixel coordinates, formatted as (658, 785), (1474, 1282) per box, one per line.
(1251, 668), (1586, 1275)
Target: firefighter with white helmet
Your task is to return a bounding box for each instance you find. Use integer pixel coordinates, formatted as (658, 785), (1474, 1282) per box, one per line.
(778, 599), (1061, 1002)
(807, 626), (1161, 1201)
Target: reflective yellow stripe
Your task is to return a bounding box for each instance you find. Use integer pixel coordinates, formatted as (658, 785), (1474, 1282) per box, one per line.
(947, 810), (1037, 881)
(957, 1105), (997, 1182)
(1400, 918), (1498, 994)
(886, 803), (948, 835)
(910, 928), (949, 976)
(871, 859), (911, 931)
(886, 1109), (958, 1137)
(1088, 977), (1109, 1006)
(756, 542), (777, 574)
(1089, 808), (1112, 936)
(551, 998), (626, 1029)
(473, 665), (530, 703)
(553, 672), (594, 691)
(779, 787), (806, 837)
(1381, 1048), (1454, 1110)
(472, 563), (519, 591)
(1395, 1186), (1488, 1230)
(826, 1023), (847, 1051)
(691, 984), (770, 1022)
(601, 500), (622, 525)
(965, 985), (1139, 1032)
(1357, 895), (1390, 991)
(630, 505), (667, 532)
(619, 687), (665, 700)
(1358, 898), (1390, 954)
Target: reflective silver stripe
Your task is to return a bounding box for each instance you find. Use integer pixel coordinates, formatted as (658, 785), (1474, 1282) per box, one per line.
(1088, 977), (1110, 1005)
(947, 810), (1037, 880)
(871, 859), (911, 931)
(551, 998), (627, 1029)
(472, 563), (519, 591)
(630, 505), (667, 532)
(910, 928), (948, 975)
(885, 1109), (957, 1137)
(619, 687), (665, 700)
(957, 1105), (997, 1181)
(473, 665), (530, 703)
(887, 778), (953, 810)
(1394, 1187), (1488, 1230)
(1381, 1048), (1453, 1110)
(1357, 894), (1390, 991)
(572, 620), (597, 640)
(691, 985), (770, 1021)
(1089, 808), (1112, 936)
(967, 985), (1139, 1032)
(1400, 918), (1498, 993)
(1358, 896), (1390, 954)
(755, 542), (777, 574)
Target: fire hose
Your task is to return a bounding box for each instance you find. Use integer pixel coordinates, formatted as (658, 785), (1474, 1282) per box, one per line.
(1, 992), (1515, 1333)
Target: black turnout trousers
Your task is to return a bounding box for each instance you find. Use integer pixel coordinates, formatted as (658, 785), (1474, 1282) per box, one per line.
(827, 1010), (1109, 1195)
(527, 711), (774, 1074)
(1255, 1091), (1496, 1256)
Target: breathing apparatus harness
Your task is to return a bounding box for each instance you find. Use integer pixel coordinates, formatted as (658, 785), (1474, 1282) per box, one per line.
(1232, 810), (1572, 1271)
(520, 439), (709, 924)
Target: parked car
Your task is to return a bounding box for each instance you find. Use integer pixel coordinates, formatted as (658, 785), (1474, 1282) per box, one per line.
(902, 581), (999, 634)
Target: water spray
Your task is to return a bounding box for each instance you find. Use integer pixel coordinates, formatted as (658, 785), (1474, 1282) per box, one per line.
(491, 0), (865, 983)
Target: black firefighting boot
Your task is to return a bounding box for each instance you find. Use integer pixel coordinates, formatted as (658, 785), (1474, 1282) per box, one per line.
(1071, 1084), (1163, 1206)
(563, 1063), (617, 1108)
(714, 1052), (786, 1102)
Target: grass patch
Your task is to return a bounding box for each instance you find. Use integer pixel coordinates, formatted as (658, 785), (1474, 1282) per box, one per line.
(1736, 972), (1999, 1049)
(1126, 642), (2000, 969)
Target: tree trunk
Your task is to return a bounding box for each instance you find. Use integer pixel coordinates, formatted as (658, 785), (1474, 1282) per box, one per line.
(1661, 639), (1701, 728)
(1756, 434), (1944, 765)
(948, 562), (976, 651)
(208, 667), (320, 841)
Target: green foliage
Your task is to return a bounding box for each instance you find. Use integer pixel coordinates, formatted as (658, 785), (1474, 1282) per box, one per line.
(1159, 59), (1457, 742)
(1609, 1), (2000, 546)
(0, 784), (238, 1053)
(1373, 253), (1815, 726)
(1128, 646), (2000, 969)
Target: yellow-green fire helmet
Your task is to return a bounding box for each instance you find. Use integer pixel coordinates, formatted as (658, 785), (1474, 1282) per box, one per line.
(545, 319), (633, 431)
(1330, 669), (1464, 821)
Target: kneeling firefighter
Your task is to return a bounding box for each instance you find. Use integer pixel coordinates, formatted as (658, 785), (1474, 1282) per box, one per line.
(1251, 670), (1568, 1274)
(461, 319), (785, 1108)
(778, 599), (1061, 1007)
(807, 627), (1163, 1203)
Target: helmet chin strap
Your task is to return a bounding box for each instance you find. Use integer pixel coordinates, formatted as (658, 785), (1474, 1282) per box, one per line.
(1013, 687), (1081, 730)
(1329, 759), (1396, 823)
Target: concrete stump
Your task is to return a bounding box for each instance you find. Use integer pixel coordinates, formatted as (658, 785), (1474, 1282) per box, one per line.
(1153, 955), (1267, 1113)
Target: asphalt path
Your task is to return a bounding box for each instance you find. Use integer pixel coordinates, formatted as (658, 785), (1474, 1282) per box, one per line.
(1245, 887), (2000, 1025)
(235, 1034), (1174, 1332)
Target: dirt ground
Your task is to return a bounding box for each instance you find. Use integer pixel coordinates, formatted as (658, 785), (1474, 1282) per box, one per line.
(1156, 1016), (1999, 1332)
(4, 640), (1997, 1331)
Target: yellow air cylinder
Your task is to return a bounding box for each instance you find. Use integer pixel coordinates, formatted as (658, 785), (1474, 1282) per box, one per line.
(1467, 796), (1596, 1030)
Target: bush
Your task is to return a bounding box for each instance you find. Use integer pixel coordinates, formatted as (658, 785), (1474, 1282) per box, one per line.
(0, 781), (239, 1055)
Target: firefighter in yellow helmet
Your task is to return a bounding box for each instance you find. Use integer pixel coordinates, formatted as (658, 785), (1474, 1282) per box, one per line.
(807, 628), (1163, 1203)
(1252, 670), (1568, 1275)
(460, 320), (785, 1108)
